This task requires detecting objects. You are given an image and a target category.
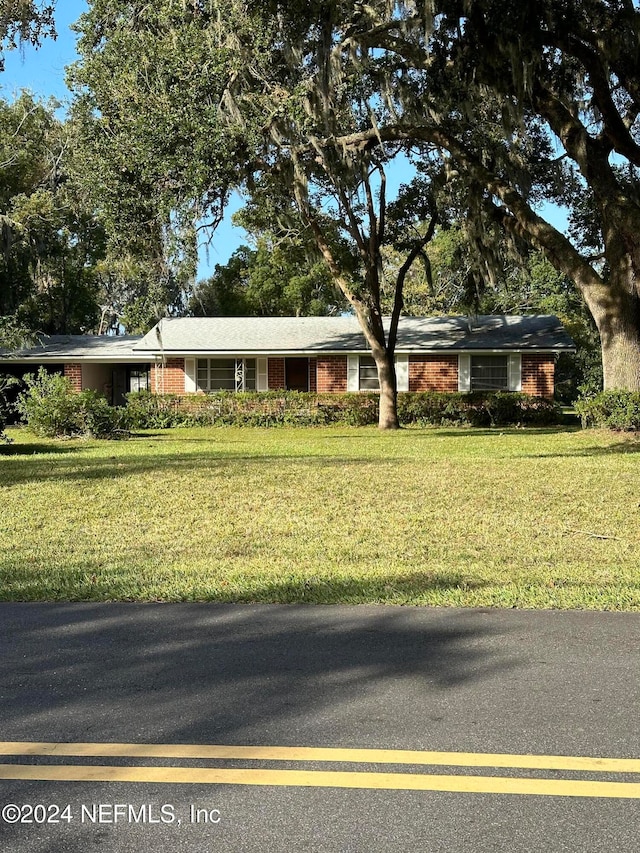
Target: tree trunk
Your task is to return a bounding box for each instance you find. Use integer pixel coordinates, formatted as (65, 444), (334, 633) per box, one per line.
(584, 268), (640, 392)
(375, 351), (399, 430)
(597, 313), (640, 391)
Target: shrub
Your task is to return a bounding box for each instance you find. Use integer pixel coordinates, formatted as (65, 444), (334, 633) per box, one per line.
(575, 390), (640, 431)
(397, 391), (560, 427)
(0, 374), (19, 443)
(16, 369), (128, 438)
(126, 389), (561, 429)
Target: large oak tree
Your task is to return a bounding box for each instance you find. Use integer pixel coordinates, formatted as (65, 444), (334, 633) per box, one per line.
(71, 0), (640, 423)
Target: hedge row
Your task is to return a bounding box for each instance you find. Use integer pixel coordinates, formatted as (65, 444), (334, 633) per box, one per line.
(574, 390), (640, 431)
(13, 370), (563, 438)
(125, 389), (561, 429)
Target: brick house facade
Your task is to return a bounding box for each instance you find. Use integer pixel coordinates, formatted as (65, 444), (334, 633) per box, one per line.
(135, 352), (558, 398)
(1, 316), (574, 402)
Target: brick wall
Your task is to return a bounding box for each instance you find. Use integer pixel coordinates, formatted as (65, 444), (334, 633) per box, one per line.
(267, 358), (286, 390)
(317, 355), (348, 392)
(409, 355), (459, 392)
(309, 358), (318, 393)
(521, 354), (555, 398)
(150, 358), (186, 394)
(63, 363), (83, 392)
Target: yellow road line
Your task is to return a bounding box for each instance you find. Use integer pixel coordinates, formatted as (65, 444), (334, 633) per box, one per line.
(1, 763), (640, 798)
(0, 741), (638, 774)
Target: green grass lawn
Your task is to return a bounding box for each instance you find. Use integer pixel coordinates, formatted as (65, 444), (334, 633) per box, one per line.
(1, 425), (639, 608)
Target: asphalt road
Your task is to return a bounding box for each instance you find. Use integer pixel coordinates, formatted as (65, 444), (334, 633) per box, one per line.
(0, 603), (639, 852)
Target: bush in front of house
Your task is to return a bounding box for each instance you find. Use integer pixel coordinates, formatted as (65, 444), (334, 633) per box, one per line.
(397, 391), (560, 427)
(0, 374), (19, 443)
(16, 369), (128, 438)
(574, 390), (640, 431)
(125, 390), (381, 428)
(125, 389), (561, 429)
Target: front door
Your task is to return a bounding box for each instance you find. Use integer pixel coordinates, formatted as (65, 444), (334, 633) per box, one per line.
(112, 367), (128, 406)
(285, 358), (309, 392)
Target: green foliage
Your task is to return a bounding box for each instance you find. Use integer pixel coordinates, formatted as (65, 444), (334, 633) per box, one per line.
(0, 373), (18, 442)
(191, 240), (344, 318)
(74, 0), (640, 389)
(16, 368), (127, 438)
(575, 391), (640, 431)
(0, 93), (105, 334)
(125, 390), (561, 430)
(397, 392), (561, 427)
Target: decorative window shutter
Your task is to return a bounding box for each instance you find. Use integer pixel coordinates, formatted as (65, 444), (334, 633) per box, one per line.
(458, 354), (471, 392)
(347, 355), (359, 391)
(508, 354), (522, 391)
(395, 354), (409, 391)
(257, 358), (268, 391)
(184, 358), (197, 393)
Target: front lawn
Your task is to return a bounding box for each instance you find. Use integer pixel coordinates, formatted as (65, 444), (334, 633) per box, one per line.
(1, 425), (639, 608)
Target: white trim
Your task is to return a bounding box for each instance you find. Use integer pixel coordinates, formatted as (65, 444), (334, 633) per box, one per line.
(347, 355), (359, 392)
(184, 358), (197, 393)
(508, 353), (522, 391)
(458, 354), (471, 392)
(395, 354), (409, 392)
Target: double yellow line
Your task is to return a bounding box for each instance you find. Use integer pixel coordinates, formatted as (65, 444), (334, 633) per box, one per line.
(1, 742), (640, 798)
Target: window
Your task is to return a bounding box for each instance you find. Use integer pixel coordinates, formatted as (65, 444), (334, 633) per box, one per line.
(358, 355), (379, 390)
(128, 366), (150, 392)
(197, 358), (257, 392)
(470, 356), (509, 391)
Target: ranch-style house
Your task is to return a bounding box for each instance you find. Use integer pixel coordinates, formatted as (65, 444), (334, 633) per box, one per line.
(0, 314), (575, 404)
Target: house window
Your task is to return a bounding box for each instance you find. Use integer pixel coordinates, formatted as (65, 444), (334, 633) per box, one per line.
(359, 355), (379, 390)
(197, 358), (257, 392)
(470, 355), (509, 391)
(129, 366), (150, 392)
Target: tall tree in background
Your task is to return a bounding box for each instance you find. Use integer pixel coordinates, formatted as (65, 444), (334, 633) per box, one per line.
(0, 92), (104, 335)
(191, 237), (345, 318)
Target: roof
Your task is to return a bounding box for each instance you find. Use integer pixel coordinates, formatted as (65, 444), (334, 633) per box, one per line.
(0, 315), (575, 362)
(133, 315), (575, 354)
(0, 334), (145, 362)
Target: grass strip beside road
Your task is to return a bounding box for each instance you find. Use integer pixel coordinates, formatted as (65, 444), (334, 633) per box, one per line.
(1, 425), (639, 608)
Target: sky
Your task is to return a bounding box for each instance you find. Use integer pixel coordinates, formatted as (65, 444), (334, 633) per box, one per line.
(1, 0), (246, 280)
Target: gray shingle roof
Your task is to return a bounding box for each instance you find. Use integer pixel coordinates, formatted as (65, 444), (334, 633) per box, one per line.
(133, 315), (575, 354)
(0, 316), (575, 362)
(0, 334), (145, 361)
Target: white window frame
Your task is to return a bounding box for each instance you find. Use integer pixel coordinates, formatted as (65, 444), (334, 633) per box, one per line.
(458, 353), (522, 393)
(196, 357), (257, 392)
(350, 354), (410, 392)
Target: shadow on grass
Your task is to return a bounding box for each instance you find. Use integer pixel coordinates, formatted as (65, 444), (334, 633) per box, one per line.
(216, 572), (490, 605)
(428, 426), (581, 438)
(0, 441), (82, 457)
(0, 569), (491, 606)
(524, 440), (640, 458)
(0, 447), (396, 488)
